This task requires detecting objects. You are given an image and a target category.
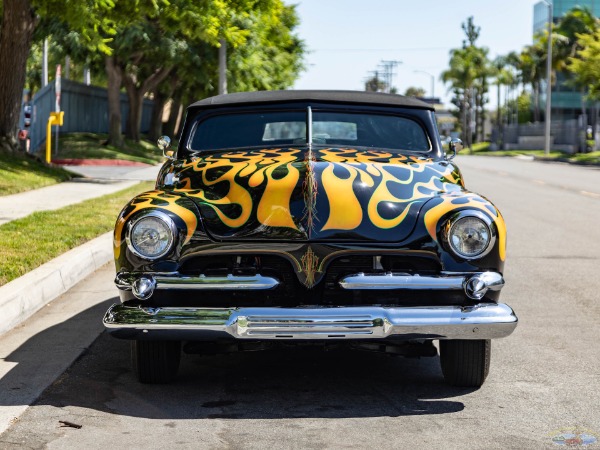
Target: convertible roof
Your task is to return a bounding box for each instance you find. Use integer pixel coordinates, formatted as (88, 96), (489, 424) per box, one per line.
(190, 90), (434, 110)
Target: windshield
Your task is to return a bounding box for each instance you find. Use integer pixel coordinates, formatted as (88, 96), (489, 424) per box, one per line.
(188, 109), (431, 152)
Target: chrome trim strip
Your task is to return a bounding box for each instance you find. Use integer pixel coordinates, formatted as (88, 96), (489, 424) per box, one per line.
(339, 272), (464, 290)
(338, 271), (504, 295)
(103, 303), (518, 340)
(307, 105), (313, 147)
(115, 272), (279, 291)
(155, 274), (279, 290)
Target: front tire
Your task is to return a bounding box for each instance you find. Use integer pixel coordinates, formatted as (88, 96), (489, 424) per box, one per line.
(439, 339), (491, 387)
(131, 340), (181, 384)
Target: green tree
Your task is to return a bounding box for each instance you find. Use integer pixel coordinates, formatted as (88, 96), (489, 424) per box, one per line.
(0, 0), (117, 153)
(568, 29), (600, 100)
(519, 44), (545, 122)
(554, 6), (597, 69)
(103, 0), (304, 144)
(228, 4), (304, 91)
(404, 87), (426, 98)
(364, 75), (386, 92)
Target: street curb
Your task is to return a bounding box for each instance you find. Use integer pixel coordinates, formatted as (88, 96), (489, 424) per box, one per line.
(0, 232), (113, 337)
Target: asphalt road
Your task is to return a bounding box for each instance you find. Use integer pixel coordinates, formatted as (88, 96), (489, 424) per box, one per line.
(2, 156), (600, 449)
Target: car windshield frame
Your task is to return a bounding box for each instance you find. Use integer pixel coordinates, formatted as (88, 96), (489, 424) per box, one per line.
(184, 106), (433, 155)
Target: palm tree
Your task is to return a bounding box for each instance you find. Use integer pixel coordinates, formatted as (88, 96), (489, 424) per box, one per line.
(555, 6), (597, 67)
(442, 17), (491, 149)
(442, 45), (488, 149)
(519, 44), (546, 122)
(491, 56), (511, 147)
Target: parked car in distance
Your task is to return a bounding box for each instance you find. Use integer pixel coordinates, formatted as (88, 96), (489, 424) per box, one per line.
(104, 90), (518, 387)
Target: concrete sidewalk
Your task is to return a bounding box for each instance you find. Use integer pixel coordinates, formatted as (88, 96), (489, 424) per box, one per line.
(0, 164), (161, 226)
(0, 163), (161, 336)
(0, 180), (137, 225)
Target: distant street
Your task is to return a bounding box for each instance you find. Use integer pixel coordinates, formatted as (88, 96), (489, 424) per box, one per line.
(1, 156), (599, 449)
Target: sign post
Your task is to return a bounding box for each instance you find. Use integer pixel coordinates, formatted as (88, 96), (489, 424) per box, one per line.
(54, 65), (61, 156)
(45, 112), (64, 163)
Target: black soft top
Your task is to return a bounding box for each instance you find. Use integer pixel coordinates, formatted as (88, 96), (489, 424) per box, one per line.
(189, 90), (434, 111)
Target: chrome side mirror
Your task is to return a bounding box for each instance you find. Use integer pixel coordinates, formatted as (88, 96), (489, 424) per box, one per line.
(447, 138), (463, 160)
(157, 135), (174, 159)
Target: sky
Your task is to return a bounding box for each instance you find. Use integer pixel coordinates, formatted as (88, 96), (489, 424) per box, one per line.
(292, 0), (537, 107)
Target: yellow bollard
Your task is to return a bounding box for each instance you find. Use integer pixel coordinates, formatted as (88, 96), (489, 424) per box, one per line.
(45, 111), (64, 164)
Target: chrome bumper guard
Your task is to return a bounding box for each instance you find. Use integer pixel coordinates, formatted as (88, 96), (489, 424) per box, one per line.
(103, 303), (518, 341)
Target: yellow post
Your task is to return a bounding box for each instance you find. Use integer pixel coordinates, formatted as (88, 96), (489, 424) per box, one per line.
(45, 112), (64, 164)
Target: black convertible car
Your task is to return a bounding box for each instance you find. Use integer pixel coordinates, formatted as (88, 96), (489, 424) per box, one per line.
(104, 90), (518, 387)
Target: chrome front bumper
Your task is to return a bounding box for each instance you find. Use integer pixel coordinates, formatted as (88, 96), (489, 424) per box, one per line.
(103, 303), (518, 341)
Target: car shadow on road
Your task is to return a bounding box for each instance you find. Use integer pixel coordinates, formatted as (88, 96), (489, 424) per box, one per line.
(0, 300), (115, 411)
(0, 303), (478, 419)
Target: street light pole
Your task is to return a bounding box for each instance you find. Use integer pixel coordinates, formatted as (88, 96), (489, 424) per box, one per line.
(414, 70), (435, 99)
(542, 0), (553, 155)
(218, 38), (227, 95)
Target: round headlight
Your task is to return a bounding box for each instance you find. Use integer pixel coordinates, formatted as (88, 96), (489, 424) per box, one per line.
(127, 212), (175, 259)
(448, 215), (491, 258)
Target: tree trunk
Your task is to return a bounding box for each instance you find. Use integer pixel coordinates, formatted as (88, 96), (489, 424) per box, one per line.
(164, 94), (182, 138)
(148, 90), (166, 143)
(461, 90), (471, 152)
(0, 0), (36, 153)
(123, 67), (172, 142)
(474, 88), (480, 143)
(105, 56), (123, 147)
(593, 102), (600, 152)
(533, 82), (540, 123)
(149, 76), (179, 142)
(124, 80), (144, 142)
(477, 87), (485, 143)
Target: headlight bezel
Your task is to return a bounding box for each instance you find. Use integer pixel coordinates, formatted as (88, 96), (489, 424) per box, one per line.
(125, 210), (177, 260)
(443, 210), (496, 260)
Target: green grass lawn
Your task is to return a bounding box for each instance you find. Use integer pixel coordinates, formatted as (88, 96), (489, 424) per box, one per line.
(466, 145), (600, 165)
(48, 132), (165, 165)
(570, 151), (600, 164)
(0, 151), (73, 196)
(0, 181), (153, 286)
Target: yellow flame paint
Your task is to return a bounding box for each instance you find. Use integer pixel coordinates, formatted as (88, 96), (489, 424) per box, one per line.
(178, 149), (301, 230)
(320, 149), (462, 230)
(320, 163), (363, 230)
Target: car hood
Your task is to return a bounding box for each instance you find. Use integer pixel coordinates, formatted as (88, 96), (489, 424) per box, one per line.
(170, 147), (464, 242)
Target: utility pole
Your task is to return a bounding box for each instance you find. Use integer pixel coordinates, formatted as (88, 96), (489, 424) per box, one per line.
(542, 0), (553, 155)
(83, 66), (91, 85)
(414, 70), (434, 98)
(42, 39), (48, 87)
(218, 38), (227, 95)
(378, 60), (402, 93)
